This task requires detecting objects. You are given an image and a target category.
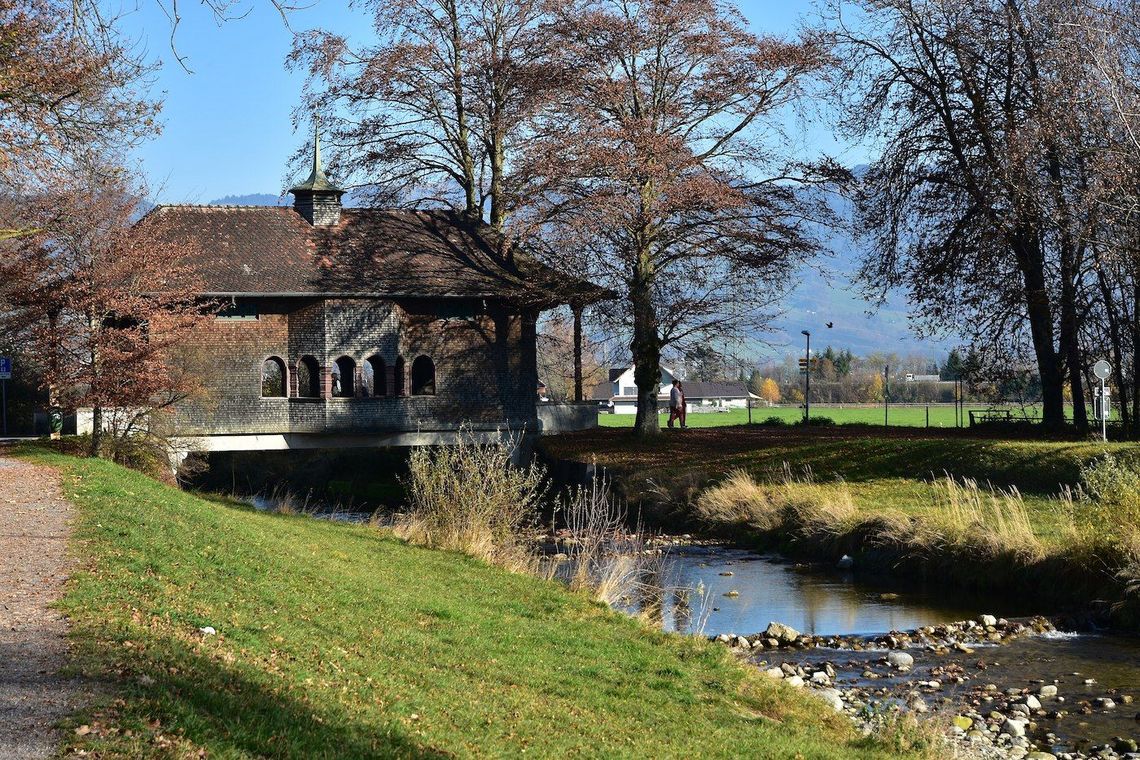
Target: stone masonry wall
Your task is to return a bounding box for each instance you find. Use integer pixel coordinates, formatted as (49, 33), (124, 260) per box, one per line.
(172, 297), (539, 436)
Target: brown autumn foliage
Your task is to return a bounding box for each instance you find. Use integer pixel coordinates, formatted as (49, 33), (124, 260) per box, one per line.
(0, 170), (208, 457)
(0, 0), (158, 187)
(519, 0), (834, 435)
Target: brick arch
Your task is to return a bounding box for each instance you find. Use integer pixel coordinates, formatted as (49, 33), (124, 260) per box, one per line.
(260, 355), (288, 398)
(295, 355), (321, 398)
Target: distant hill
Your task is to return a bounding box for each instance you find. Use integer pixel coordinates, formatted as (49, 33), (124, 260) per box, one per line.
(759, 192), (954, 359)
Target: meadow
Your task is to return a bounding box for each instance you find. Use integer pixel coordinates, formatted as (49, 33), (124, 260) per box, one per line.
(598, 404), (1022, 429)
(19, 448), (919, 759)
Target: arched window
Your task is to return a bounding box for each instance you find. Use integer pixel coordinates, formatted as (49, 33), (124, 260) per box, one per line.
(364, 355), (386, 397)
(332, 356), (355, 398)
(394, 356), (406, 397)
(262, 357), (286, 397)
(296, 356), (321, 398)
(411, 355), (436, 396)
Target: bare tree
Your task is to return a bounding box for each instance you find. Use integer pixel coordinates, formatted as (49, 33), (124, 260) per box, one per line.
(521, 0), (832, 435)
(289, 0), (563, 229)
(828, 0), (1107, 431)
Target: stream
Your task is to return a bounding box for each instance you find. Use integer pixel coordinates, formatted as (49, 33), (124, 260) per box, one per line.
(633, 545), (1140, 759)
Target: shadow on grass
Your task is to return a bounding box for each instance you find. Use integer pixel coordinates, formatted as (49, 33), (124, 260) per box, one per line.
(70, 631), (450, 759)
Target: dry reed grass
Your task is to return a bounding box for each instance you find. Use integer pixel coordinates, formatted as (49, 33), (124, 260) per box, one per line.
(394, 429), (544, 574)
(697, 467), (1047, 564)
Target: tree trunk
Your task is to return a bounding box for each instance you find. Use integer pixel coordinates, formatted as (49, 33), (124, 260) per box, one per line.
(91, 405), (103, 458)
(1011, 227), (1065, 428)
(1059, 271), (1088, 433)
(630, 255), (661, 437)
(572, 304), (584, 402)
(447, 0), (478, 217)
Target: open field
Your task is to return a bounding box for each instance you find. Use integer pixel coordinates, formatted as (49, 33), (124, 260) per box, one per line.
(599, 404), (1028, 429)
(17, 447), (913, 759)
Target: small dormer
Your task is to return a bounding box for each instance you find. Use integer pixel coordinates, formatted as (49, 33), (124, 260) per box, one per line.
(289, 127), (344, 226)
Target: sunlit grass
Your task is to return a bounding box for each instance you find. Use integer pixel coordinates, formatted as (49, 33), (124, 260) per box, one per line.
(19, 450), (915, 759)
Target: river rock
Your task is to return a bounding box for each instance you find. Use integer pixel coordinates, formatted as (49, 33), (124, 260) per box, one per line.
(887, 651), (914, 671)
(980, 614), (997, 627)
(954, 716), (974, 731)
(1039, 685), (1059, 698)
(1009, 703), (1031, 717)
(1001, 718), (1027, 737)
(785, 675), (804, 688)
(1114, 737), (1138, 753)
(764, 667), (784, 680)
(763, 621), (800, 645)
(817, 688), (844, 711)
(810, 671), (831, 686)
(1095, 697), (1117, 709)
(1026, 753), (1057, 760)
(1024, 695), (1042, 711)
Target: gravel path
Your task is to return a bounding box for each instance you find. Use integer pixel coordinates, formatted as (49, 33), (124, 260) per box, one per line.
(0, 455), (84, 759)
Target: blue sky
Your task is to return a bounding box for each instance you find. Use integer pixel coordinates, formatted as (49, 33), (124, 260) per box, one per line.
(125, 0), (862, 203)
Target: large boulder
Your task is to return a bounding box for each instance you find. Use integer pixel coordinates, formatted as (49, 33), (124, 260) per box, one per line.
(763, 621), (801, 645)
(887, 651), (914, 670)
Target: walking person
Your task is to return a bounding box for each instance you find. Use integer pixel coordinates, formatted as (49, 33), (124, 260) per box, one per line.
(668, 379), (687, 429)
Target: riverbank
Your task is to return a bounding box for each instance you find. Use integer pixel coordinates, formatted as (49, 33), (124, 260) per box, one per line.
(11, 446), (925, 758)
(539, 428), (1140, 622)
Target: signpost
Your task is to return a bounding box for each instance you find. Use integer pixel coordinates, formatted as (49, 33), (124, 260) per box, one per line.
(1093, 360), (1112, 442)
(0, 357), (10, 436)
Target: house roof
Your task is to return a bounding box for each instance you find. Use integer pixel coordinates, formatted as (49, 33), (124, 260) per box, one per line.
(139, 205), (608, 308)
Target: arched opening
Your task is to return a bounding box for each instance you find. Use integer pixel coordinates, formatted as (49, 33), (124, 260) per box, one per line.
(411, 355), (436, 396)
(332, 356), (356, 398)
(394, 356), (406, 397)
(364, 355), (386, 397)
(261, 357), (286, 398)
(296, 356), (321, 398)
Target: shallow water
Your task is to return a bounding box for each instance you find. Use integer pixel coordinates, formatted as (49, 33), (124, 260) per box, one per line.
(640, 545), (1140, 753)
(641, 545), (1031, 637)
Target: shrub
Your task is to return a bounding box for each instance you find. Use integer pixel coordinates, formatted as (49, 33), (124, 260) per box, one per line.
(1077, 452), (1140, 544)
(396, 430), (545, 572)
(758, 415), (786, 427)
(794, 416), (835, 427)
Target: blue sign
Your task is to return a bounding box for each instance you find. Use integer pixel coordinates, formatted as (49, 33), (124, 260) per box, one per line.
(0, 357), (10, 380)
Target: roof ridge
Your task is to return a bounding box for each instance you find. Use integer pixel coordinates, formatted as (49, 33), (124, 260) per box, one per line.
(156, 203), (291, 210)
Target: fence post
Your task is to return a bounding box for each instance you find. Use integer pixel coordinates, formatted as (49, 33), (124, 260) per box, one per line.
(926, 405), (929, 428)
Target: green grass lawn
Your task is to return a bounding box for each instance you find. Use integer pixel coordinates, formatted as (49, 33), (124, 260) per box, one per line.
(25, 450), (913, 759)
(599, 405), (1015, 429)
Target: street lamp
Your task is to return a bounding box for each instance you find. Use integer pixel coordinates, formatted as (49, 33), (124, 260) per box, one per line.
(801, 330), (811, 423)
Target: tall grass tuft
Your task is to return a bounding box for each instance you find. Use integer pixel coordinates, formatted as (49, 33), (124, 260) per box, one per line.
(926, 476), (1043, 562)
(395, 429), (545, 573)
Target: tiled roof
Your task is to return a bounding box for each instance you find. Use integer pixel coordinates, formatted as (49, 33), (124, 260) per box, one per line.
(140, 205), (605, 306)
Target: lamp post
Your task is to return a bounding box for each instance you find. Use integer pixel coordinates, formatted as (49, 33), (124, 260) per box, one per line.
(801, 330), (811, 423)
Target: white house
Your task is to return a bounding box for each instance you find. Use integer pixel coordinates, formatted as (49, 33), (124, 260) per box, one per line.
(591, 365), (756, 414)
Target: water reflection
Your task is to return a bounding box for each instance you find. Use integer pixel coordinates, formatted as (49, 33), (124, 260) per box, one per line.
(638, 546), (1001, 637)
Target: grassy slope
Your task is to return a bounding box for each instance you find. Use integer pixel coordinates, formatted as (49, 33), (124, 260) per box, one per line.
(541, 427), (1140, 545)
(29, 450), (901, 759)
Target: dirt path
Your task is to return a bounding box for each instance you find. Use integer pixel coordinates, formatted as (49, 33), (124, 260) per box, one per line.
(0, 456), (83, 759)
